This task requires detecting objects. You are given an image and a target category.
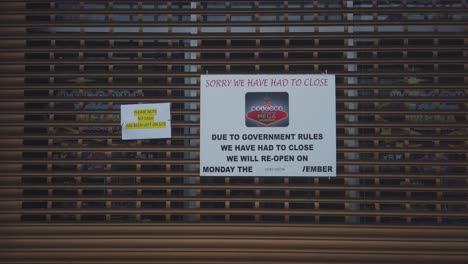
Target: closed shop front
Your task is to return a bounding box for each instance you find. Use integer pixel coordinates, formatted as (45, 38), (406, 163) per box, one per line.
(0, 1), (467, 263)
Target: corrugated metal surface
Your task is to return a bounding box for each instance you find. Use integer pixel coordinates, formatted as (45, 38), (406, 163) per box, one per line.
(0, 1), (467, 263)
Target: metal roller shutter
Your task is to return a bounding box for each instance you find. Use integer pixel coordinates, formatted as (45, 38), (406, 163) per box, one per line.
(0, 1), (467, 263)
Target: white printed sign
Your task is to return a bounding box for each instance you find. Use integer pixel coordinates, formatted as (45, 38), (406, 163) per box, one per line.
(200, 74), (336, 177)
(121, 103), (171, 140)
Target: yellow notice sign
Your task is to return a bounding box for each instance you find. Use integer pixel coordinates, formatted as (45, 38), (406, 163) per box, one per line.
(121, 103), (171, 140)
(125, 109), (167, 130)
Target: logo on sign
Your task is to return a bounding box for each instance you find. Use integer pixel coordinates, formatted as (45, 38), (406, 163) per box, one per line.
(245, 92), (289, 127)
